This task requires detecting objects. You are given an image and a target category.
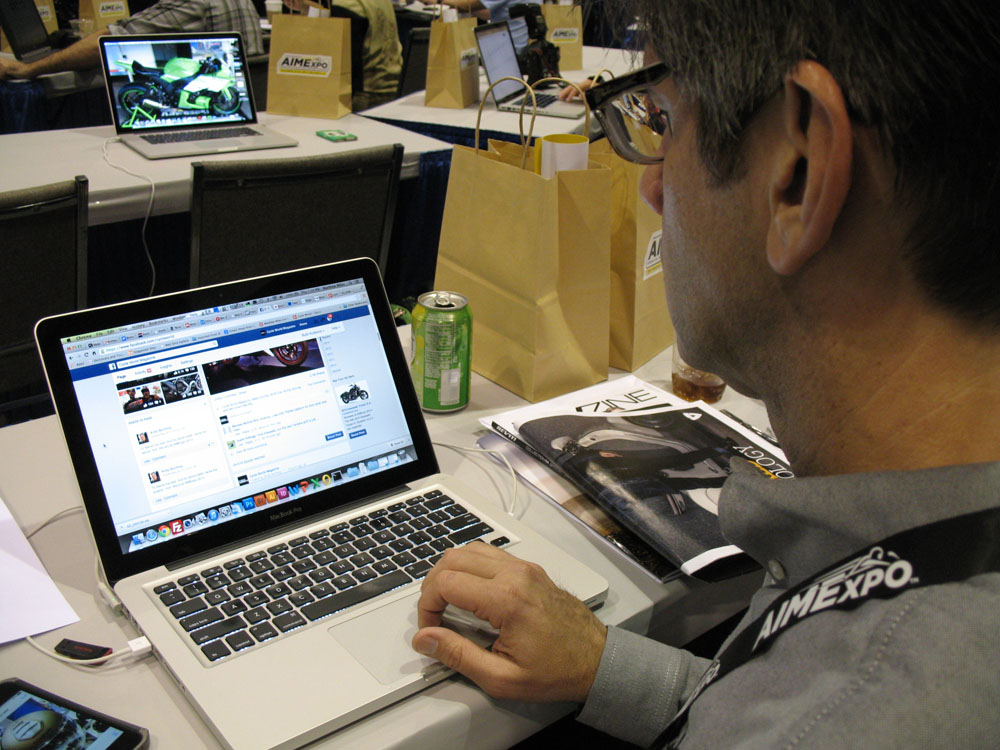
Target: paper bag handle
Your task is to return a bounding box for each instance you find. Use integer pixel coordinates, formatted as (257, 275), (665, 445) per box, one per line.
(476, 76), (539, 169)
(533, 77), (591, 135)
(475, 77), (590, 170)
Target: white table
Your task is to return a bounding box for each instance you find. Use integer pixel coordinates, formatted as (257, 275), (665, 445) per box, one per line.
(0, 343), (765, 749)
(0, 112), (453, 225)
(362, 46), (640, 140)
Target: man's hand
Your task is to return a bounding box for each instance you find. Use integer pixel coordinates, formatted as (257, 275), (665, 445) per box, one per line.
(412, 542), (607, 704)
(0, 57), (33, 81)
(558, 77), (595, 102)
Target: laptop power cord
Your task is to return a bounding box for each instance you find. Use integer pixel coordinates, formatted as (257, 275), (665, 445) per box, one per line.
(432, 441), (520, 518)
(102, 137), (158, 296)
(21, 501), (151, 669)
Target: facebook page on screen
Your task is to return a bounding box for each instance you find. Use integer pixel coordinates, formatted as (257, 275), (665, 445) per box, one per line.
(59, 280), (416, 554)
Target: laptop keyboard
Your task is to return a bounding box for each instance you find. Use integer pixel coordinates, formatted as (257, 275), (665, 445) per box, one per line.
(511, 93), (557, 108)
(140, 126), (260, 144)
(150, 490), (510, 664)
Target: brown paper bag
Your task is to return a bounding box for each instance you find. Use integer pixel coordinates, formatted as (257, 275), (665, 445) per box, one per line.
(424, 17), (479, 109)
(435, 139), (612, 402)
(542, 4), (583, 72)
(266, 14), (352, 119)
(77, 0), (130, 31)
(589, 139), (674, 371)
(35, 0), (59, 34)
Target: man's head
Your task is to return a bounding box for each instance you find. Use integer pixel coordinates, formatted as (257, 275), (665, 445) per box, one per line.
(593, 0), (1000, 472)
(621, 1), (1000, 332)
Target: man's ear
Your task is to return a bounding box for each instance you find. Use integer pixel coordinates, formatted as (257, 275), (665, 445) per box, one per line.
(766, 61), (852, 275)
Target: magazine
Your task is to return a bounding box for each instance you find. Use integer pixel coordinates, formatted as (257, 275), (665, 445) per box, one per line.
(481, 376), (791, 581)
(478, 432), (681, 582)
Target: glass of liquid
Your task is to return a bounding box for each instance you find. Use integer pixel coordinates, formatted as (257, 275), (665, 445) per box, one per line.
(671, 347), (726, 404)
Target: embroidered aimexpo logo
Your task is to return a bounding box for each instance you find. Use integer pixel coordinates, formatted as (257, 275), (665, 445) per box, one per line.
(753, 546), (918, 651)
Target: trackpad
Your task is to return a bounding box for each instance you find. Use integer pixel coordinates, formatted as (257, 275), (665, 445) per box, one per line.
(329, 593), (437, 685)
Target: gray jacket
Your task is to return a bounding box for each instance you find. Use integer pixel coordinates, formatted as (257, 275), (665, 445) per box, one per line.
(578, 459), (1000, 748)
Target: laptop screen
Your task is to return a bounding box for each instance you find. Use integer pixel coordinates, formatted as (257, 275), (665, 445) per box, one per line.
(475, 22), (527, 105)
(37, 261), (437, 582)
(98, 33), (257, 134)
(0, 0), (50, 60)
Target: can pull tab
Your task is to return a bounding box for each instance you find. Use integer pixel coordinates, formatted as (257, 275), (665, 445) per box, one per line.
(434, 293), (455, 308)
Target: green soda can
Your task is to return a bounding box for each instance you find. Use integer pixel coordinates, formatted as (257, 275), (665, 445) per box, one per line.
(410, 291), (472, 412)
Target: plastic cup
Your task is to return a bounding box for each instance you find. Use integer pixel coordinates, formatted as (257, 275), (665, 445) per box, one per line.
(671, 347), (726, 403)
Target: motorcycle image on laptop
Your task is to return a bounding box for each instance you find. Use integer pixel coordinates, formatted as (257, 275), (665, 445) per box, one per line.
(340, 383), (369, 404)
(115, 55), (241, 127)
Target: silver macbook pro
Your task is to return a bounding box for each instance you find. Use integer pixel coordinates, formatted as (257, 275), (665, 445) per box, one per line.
(35, 258), (608, 750)
(97, 32), (297, 160)
(475, 21), (586, 120)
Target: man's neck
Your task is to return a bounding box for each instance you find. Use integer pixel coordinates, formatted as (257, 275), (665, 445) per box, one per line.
(766, 311), (1000, 477)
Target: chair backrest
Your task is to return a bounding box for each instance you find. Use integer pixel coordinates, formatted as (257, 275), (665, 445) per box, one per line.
(246, 53), (270, 110)
(0, 175), (88, 418)
(189, 145), (404, 288)
(397, 26), (431, 99)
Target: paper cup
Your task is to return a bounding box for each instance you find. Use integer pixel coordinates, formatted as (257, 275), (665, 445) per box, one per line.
(535, 133), (589, 178)
(441, 7), (458, 22)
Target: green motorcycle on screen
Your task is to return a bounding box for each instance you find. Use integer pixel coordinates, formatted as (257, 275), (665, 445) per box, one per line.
(115, 55), (242, 127)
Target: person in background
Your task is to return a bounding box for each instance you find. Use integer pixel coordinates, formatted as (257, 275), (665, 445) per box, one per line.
(282, 0), (402, 109)
(439, 0), (529, 51)
(410, 1), (1000, 747)
(0, 0), (264, 81)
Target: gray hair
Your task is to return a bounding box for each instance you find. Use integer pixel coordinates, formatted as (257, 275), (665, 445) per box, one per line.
(610, 0), (1000, 327)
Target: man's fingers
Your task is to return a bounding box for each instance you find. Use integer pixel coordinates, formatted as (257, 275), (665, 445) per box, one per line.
(415, 544), (516, 626)
(412, 626), (521, 698)
(417, 545), (550, 629)
(416, 567), (502, 629)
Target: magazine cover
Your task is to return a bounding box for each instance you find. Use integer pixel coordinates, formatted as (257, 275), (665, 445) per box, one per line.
(515, 403), (791, 580)
(478, 432), (680, 582)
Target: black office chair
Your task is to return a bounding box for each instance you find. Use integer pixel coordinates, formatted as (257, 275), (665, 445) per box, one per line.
(189, 145), (404, 287)
(396, 26), (431, 99)
(246, 53), (270, 110)
(0, 175), (88, 424)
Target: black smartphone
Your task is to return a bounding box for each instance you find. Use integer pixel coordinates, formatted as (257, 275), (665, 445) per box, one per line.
(0, 679), (149, 749)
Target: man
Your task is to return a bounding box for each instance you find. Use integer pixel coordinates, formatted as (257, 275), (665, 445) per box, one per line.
(0, 0), (264, 81)
(439, 0), (529, 51)
(411, 1), (1000, 747)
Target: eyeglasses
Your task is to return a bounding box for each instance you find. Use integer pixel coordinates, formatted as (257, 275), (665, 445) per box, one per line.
(585, 63), (672, 165)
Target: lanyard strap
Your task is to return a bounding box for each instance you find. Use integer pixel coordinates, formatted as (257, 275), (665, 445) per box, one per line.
(653, 505), (1000, 749)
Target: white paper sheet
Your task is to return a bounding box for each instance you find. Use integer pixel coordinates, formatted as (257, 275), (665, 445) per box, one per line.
(0, 497), (79, 644)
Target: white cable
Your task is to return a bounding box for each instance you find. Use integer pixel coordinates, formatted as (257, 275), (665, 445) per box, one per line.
(95, 555), (123, 615)
(101, 137), (158, 296)
(432, 441), (519, 518)
(21, 504), (121, 612)
(20, 502), (135, 668)
(25, 635), (152, 671)
(25, 506), (84, 539)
